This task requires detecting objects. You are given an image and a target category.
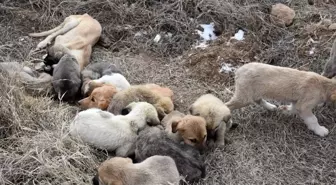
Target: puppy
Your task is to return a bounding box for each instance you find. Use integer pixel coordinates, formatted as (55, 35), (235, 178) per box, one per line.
(29, 13), (102, 74)
(78, 85), (118, 110)
(142, 83), (174, 99)
(322, 38), (336, 78)
(107, 86), (174, 119)
(161, 111), (207, 150)
(87, 73), (131, 93)
(135, 126), (206, 183)
(70, 102), (160, 157)
(225, 62), (336, 137)
(81, 62), (127, 96)
(52, 54), (81, 101)
(189, 94), (231, 147)
(92, 156), (180, 185)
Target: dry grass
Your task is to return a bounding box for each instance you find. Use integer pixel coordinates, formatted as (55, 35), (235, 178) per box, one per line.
(1, 0), (336, 184)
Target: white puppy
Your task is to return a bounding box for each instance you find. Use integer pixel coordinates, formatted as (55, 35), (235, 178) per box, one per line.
(92, 73), (130, 91)
(69, 102), (160, 156)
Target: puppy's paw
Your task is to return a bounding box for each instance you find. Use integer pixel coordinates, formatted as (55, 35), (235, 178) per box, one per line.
(313, 126), (329, 137)
(215, 141), (226, 149)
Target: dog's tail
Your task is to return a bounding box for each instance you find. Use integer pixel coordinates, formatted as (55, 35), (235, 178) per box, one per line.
(29, 22), (66, 37)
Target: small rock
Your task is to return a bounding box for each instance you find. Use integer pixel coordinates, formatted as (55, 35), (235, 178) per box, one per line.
(329, 23), (336, 30)
(271, 3), (296, 27)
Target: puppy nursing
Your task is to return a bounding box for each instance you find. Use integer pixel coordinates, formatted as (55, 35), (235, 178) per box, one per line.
(81, 62), (130, 96)
(107, 85), (174, 119)
(226, 62), (336, 137)
(69, 102), (160, 156)
(78, 85), (118, 110)
(135, 126), (206, 183)
(93, 156), (180, 185)
(190, 94), (232, 147)
(161, 111), (207, 149)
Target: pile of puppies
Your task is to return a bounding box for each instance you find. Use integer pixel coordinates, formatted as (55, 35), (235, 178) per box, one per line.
(24, 13), (336, 185)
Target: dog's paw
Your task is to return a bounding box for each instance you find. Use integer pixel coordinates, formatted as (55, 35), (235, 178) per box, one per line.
(313, 126), (329, 137)
(36, 41), (49, 50)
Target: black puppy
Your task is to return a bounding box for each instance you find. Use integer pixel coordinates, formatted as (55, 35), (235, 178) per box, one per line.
(135, 126), (206, 183)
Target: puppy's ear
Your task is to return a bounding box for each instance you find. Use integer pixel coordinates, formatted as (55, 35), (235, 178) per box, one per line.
(171, 119), (182, 133)
(92, 174), (100, 185)
(223, 115), (231, 123)
(188, 106), (193, 114)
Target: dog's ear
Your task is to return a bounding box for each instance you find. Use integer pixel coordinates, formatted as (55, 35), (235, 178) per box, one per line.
(223, 114), (231, 123)
(171, 119), (182, 133)
(92, 174), (100, 185)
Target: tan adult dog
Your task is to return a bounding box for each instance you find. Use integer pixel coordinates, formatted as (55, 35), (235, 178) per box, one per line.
(29, 13), (102, 71)
(29, 14), (102, 101)
(225, 62), (336, 137)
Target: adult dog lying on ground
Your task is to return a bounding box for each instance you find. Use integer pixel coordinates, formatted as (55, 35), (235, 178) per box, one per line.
(161, 111), (207, 150)
(81, 62), (127, 96)
(107, 85), (174, 119)
(225, 62), (336, 137)
(135, 126), (206, 183)
(69, 102), (160, 157)
(322, 38), (336, 79)
(189, 94), (232, 147)
(92, 156), (180, 185)
(29, 14), (102, 101)
(29, 14), (102, 73)
(78, 85), (118, 110)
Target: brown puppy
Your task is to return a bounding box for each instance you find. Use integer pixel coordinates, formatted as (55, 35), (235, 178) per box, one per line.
(189, 94), (231, 147)
(142, 83), (174, 99)
(161, 111), (207, 149)
(107, 86), (174, 119)
(29, 13), (102, 72)
(78, 85), (117, 110)
(93, 156), (180, 185)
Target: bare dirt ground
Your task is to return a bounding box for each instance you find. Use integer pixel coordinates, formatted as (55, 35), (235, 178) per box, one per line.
(1, 0), (336, 184)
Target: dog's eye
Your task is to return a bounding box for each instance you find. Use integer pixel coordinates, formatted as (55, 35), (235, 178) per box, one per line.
(190, 139), (197, 143)
(91, 98), (95, 102)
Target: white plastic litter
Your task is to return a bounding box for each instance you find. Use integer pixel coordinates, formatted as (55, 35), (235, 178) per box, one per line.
(194, 42), (208, 49)
(153, 34), (161, 43)
(309, 47), (315, 55)
(233, 30), (245, 41)
(196, 23), (217, 41)
(219, 63), (237, 74)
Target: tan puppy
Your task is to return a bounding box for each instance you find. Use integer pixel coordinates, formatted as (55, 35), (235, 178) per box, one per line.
(107, 86), (174, 119)
(189, 94), (231, 147)
(142, 83), (174, 99)
(78, 85), (118, 110)
(225, 62), (336, 137)
(322, 38), (336, 78)
(161, 111), (207, 149)
(93, 156), (180, 185)
(29, 13), (102, 71)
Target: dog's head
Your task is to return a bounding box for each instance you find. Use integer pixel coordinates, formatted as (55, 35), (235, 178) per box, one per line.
(125, 102), (160, 126)
(156, 97), (174, 118)
(93, 157), (133, 185)
(78, 85), (118, 110)
(172, 115), (207, 149)
(83, 80), (105, 97)
(52, 54), (81, 102)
